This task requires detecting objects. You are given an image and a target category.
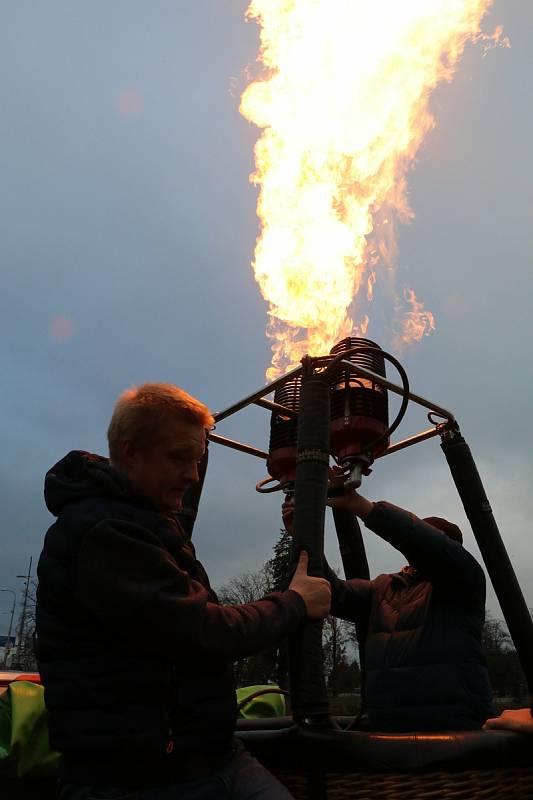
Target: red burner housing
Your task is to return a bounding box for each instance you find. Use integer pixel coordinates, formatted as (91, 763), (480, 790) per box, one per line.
(266, 376), (302, 486)
(329, 337), (389, 461)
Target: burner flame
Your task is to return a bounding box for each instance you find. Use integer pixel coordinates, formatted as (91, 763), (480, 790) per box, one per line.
(240, 0), (505, 379)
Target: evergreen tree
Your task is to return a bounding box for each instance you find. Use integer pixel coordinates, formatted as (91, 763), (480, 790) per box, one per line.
(265, 529), (292, 592)
(265, 528), (293, 687)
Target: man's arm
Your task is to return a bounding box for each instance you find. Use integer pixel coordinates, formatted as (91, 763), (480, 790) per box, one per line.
(328, 492), (484, 591)
(326, 492), (374, 521)
(77, 519), (330, 663)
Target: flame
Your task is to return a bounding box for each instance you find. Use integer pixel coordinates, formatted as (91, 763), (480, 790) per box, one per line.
(240, 0), (502, 379)
(394, 288), (436, 349)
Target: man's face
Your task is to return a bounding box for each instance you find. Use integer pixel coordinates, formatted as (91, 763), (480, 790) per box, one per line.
(122, 417), (206, 513)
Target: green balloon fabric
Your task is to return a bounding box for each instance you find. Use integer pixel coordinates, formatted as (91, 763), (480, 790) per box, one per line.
(236, 685), (287, 719)
(0, 681), (60, 778)
(0, 680), (286, 783)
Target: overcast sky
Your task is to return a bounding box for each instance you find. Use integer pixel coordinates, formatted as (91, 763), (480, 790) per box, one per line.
(1, 1), (532, 637)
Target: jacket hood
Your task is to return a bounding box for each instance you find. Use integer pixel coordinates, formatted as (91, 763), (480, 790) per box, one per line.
(44, 450), (134, 516)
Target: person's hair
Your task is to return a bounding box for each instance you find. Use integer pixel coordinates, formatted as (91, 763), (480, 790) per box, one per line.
(107, 383), (214, 465)
(423, 516), (463, 545)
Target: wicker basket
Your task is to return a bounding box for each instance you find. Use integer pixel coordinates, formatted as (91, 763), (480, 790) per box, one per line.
(274, 766), (533, 800)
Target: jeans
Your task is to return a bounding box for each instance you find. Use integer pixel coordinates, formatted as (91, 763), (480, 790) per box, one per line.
(58, 745), (294, 800)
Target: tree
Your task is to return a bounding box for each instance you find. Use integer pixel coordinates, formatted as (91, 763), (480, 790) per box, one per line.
(482, 612), (511, 652)
(217, 570), (271, 606)
(323, 615), (352, 696)
(329, 657), (361, 696)
(217, 528), (294, 689)
(217, 565), (278, 686)
(265, 529), (292, 592)
(217, 530), (365, 697)
(482, 612), (526, 703)
(11, 579), (38, 671)
(264, 529), (293, 688)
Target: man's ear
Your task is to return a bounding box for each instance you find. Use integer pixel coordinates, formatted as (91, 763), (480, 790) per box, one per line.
(120, 439), (137, 468)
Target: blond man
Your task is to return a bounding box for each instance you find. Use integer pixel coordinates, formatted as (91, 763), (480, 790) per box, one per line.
(36, 383), (330, 800)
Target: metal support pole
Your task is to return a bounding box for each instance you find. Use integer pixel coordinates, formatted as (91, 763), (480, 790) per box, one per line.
(253, 397), (298, 419)
(441, 426), (533, 694)
(337, 360), (455, 421)
(377, 426), (441, 458)
(208, 432), (268, 460)
(208, 425), (442, 463)
(214, 366), (303, 423)
(289, 362), (331, 725)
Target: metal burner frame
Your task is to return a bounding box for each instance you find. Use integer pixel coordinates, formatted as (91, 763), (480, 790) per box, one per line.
(210, 358), (453, 461)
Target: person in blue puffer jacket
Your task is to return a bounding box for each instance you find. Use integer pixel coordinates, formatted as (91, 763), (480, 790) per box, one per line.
(327, 490), (496, 731)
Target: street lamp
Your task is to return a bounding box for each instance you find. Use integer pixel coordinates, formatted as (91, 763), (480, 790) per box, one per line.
(0, 589), (17, 668)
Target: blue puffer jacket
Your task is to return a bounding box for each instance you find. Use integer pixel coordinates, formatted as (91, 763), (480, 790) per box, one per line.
(331, 502), (495, 732)
(36, 451), (306, 787)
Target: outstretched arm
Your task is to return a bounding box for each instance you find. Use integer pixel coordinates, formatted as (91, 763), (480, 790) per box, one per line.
(328, 492), (484, 592)
(327, 491), (374, 521)
(326, 566), (372, 623)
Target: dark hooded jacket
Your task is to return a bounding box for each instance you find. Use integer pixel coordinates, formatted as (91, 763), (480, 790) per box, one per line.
(36, 451), (305, 787)
(331, 502), (495, 732)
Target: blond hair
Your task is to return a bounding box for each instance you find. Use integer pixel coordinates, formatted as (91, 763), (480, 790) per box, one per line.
(107, 383), (214, 465)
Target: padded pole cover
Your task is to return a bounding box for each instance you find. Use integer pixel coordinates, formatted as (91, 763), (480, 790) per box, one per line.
(289, 368), (331, 723)
(441, 430), (533, 694)
(332, 509), (370, 714)
(332, 509), (369, 581)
